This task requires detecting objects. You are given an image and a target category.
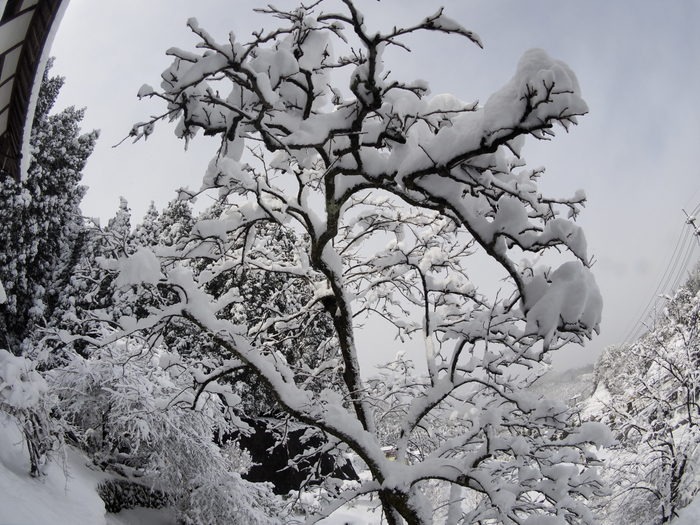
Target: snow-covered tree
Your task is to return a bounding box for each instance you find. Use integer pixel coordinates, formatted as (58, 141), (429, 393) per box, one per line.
(197, 219), (343, 417)
(132, 201), (160, 247)
(104, 196), (133, 256)
(45, 198), (139, 360)
(122, 201), (344, 418)
(0, 61), (98, 354)
(118, 2), (606, 522)
(156, 198), (194, 247)
(29, 192), (283, 519)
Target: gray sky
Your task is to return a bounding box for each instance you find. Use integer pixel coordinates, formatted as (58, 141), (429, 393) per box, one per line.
(49, 0), (700, 370)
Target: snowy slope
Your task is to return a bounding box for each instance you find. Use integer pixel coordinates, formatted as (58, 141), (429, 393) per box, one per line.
(0, 413), (176, 525)
(672, 496), (700, 524)
(529, 365), (595, 405)
(0, 413), (107, 524)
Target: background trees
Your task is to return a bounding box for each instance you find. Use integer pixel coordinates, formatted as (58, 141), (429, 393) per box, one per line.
(593, 264), (700, 524)
(0, 62), (98, 477)
(0, 61), (98, 355)
(112, 1), (607, 522)
(0, 63), (281, 522)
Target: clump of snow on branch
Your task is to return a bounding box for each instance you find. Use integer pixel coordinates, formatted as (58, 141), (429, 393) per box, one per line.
(113, 247), (162, 288)
(0, 349), (48, 410)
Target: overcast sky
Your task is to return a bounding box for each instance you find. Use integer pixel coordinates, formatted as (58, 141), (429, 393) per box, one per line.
(48, 0), (700, 370)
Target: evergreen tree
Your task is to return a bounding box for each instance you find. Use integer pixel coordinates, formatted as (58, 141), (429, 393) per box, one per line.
(0, 61), (98, 354)
(47, 198), (140, 358)
(104, 196), (133, 257)
(156, 198), (194, 247)
(202, 221), (342, 416)
(132, 201), (159, 247)
(133, 202), (344, 416)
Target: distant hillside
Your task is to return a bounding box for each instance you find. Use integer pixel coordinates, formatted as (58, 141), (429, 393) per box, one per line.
(529, 364), (596, 406)
(580, 263), (700, 525)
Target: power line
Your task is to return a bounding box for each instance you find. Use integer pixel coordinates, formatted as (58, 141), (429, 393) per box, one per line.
(669, 227), (698, 293)
(621, 215), (688, 343)
(622, 203), (700, 345)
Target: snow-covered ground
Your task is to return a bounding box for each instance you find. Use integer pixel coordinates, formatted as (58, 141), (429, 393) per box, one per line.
(0, 413), (105, 524)
(0, 413), (177, 525)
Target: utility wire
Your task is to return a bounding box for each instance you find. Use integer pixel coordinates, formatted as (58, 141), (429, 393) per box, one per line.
(622, 203), (700, 344)
(621, 218), (687, 342)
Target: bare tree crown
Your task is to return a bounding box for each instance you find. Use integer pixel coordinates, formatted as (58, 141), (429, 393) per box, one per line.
(124, 1), (607, 523)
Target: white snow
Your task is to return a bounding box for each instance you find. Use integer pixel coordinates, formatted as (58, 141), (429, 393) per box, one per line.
(0, 349), (48, 409)
(0, 412), (178, 524)
(114, 248), (162, 287)
(136, 84), (154, 98)
(672, 496), (700, 525)
(525, 261), (602, 345)
(0, 413), (108, 525)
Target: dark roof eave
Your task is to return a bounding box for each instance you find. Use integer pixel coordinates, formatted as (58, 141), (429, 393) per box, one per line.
(0, 0), (67, 180)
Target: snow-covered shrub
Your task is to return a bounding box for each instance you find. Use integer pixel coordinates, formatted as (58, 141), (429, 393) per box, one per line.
(51, 342), (281, 522)
(0, 349), (60, 476)
(97, 478), (171, 513)
(176, 469), (279, 525)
